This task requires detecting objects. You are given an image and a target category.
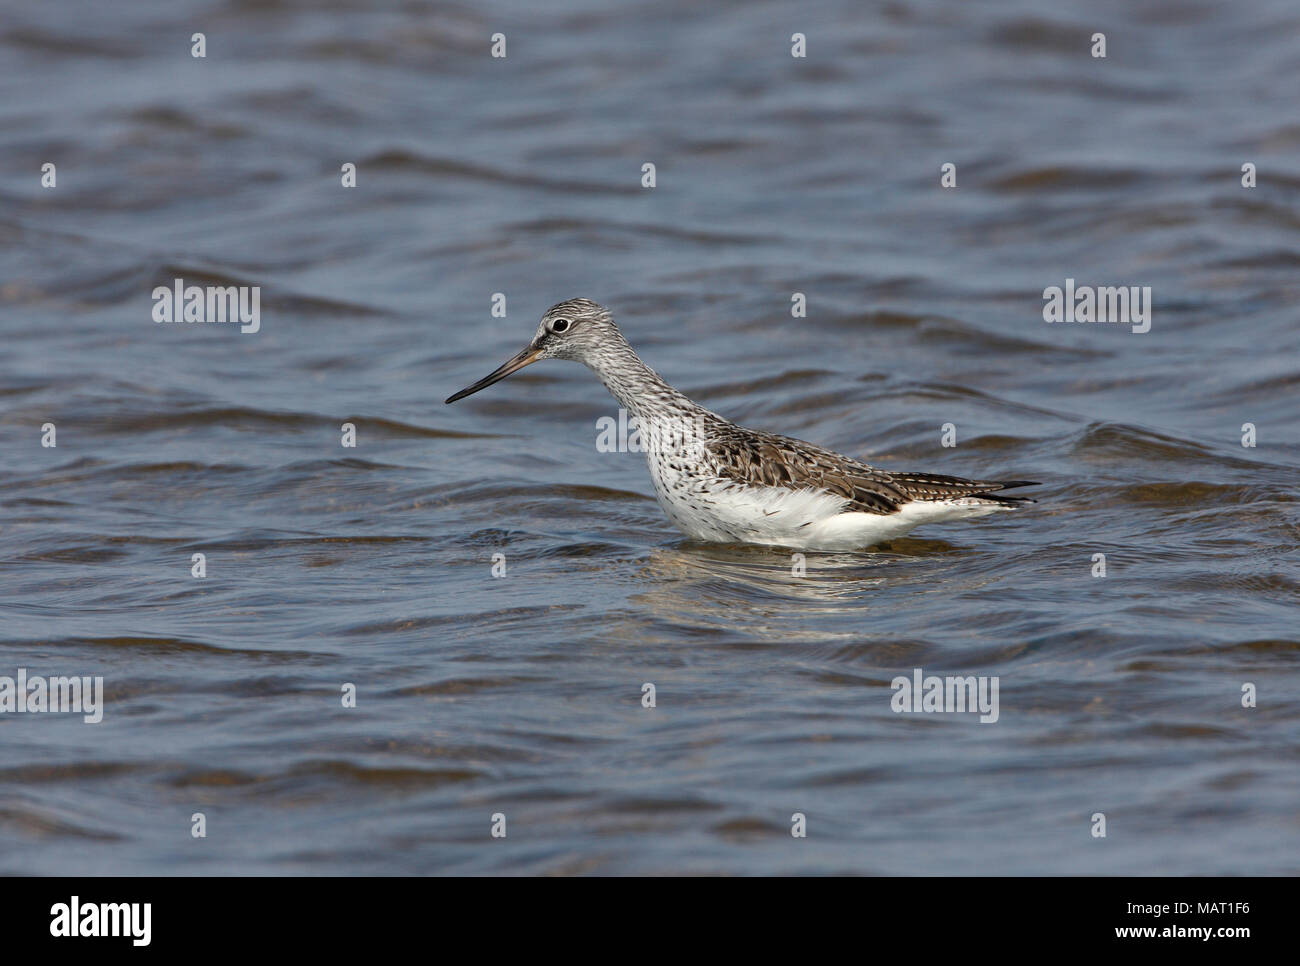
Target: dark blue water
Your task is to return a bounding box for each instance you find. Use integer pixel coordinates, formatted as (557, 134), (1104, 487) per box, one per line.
(1, 0), (1297, 874)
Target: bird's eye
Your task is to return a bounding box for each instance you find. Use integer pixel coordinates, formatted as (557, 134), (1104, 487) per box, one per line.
(551, 319), (570, 333)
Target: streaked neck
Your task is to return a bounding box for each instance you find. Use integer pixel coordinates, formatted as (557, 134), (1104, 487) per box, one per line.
(586, 339), (693, 419)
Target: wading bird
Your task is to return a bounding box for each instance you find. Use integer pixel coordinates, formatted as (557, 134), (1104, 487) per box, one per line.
(446, 299), (1038, 550)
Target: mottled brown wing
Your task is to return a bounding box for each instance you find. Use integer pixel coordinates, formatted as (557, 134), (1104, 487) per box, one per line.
(706, 430), (1038, 514)
(705, 431), (907, 515)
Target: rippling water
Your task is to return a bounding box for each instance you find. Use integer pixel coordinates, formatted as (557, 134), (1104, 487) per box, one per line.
(2, 0), (1298, 874)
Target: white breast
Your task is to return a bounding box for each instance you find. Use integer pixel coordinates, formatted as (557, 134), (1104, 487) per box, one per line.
(641, 445), (846, 546)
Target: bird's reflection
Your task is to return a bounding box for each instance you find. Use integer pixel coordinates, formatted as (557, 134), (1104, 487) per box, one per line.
(628, 537), (968, 641)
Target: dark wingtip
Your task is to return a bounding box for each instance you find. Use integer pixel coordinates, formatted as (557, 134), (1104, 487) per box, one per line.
(982, 493), (1037, 506)
(978, 480), (1041, 506)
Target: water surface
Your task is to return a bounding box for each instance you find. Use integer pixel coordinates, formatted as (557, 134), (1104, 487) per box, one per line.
(1, 0), (1298, 874)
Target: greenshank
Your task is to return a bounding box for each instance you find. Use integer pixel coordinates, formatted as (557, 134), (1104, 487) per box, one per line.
(446, 299), (1038, 550)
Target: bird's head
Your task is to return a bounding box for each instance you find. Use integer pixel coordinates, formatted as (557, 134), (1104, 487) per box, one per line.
(445, 298), (621, 402)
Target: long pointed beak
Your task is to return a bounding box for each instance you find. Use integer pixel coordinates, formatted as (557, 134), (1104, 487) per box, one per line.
(445, 344), (543, 403)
